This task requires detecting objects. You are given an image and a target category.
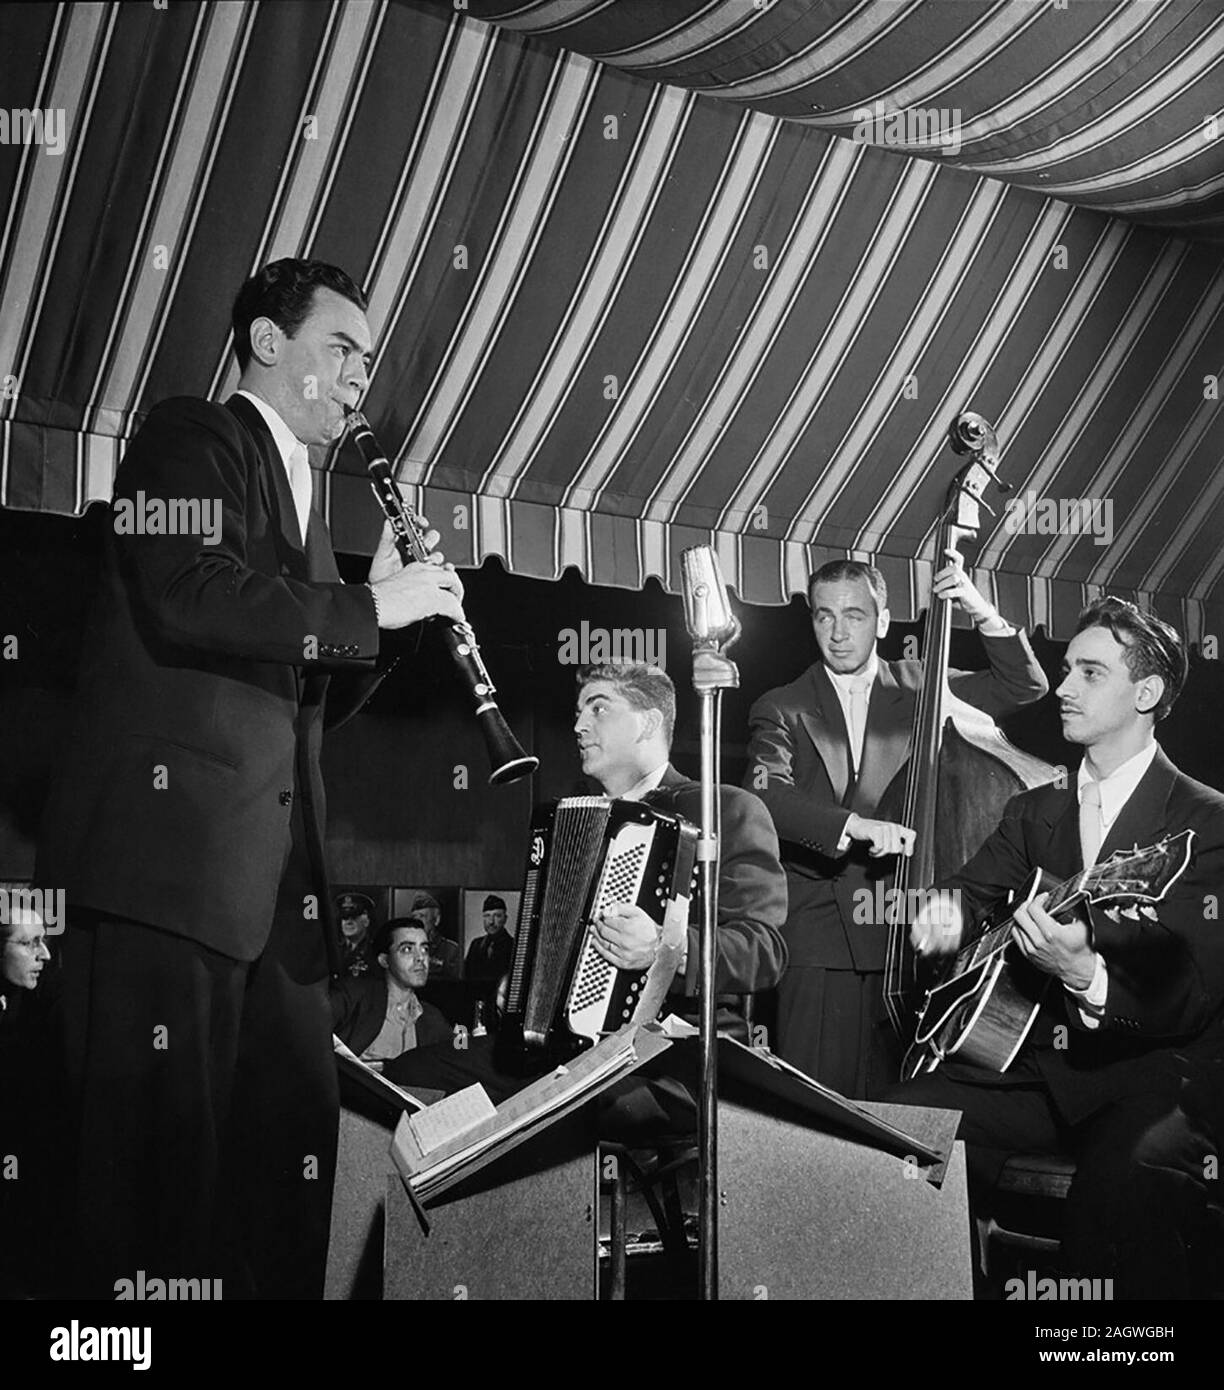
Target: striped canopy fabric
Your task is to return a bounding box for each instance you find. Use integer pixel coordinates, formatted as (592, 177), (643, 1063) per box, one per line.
(1, 0), (1222, 639)
(473, 0), (1224, 240)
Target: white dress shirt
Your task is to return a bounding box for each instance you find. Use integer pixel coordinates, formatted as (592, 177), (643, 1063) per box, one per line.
(235, 389), (311, 539)
(1067, 740), (1160, 1022)
(828, 656), (879, 853)
(825, 654), (879, 774)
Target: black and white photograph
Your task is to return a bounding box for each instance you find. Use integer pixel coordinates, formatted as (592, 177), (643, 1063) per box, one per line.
(2, 0), (1223, 1351)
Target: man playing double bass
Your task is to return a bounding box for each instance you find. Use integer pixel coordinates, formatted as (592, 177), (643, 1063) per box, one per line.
(745, 556), (1047, 1097)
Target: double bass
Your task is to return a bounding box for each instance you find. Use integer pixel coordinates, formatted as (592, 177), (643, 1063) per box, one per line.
(880, 412), (1060, 1042)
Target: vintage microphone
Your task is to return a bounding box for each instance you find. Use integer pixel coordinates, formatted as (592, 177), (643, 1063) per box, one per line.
(344, 409), (539, 787)
(680, 544), (741, 1303)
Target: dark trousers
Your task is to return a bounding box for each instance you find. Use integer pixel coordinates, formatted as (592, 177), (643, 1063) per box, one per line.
(777, 963), (898, 1099)
(60, 833), (337, 1299)
(880, 1051), (1224, 1300)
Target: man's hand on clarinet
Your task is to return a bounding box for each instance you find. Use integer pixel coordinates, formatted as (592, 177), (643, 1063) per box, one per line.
(368, 516), (466, 629)
(844, 812), (916, 858)
(591, 903), (662, 972)
(367, 516), (447, 582)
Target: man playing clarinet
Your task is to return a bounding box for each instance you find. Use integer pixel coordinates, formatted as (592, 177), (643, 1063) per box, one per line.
(38, 258), (464, 1298)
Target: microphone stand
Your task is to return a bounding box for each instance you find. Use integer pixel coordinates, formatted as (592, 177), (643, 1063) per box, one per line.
(692, 638), (739, 1302)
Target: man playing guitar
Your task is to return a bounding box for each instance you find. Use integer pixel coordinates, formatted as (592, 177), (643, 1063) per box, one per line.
(886, 597), (1224, 1299)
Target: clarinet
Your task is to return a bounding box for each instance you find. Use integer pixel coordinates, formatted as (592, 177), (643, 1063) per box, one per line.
(344, 408), (539, 787)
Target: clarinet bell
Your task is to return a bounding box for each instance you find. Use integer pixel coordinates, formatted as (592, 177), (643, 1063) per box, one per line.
(478, 703), (539, 786)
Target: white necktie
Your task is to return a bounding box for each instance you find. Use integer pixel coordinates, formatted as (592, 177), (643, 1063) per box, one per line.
(847, 675), (872, 772)
(1079, 780), (1102, 868)
(287, 442), (312, 544)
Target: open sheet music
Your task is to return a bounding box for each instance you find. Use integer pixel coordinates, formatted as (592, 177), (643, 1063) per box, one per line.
(392, 1023), (671, 1201)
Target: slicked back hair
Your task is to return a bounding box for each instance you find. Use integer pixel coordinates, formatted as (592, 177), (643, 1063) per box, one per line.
(1074, 597), (1188, 722)
(232, 258), (367, 371)
(577, 663), (676, 746)
(808, 560), (888, 617)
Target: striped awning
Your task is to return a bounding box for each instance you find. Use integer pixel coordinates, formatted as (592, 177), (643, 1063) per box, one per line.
(1, 0), (1222, 639)
(472, 0), (1224, 240)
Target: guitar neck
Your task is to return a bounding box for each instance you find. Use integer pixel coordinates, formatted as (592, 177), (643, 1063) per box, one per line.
(961, 871), (1088, 966)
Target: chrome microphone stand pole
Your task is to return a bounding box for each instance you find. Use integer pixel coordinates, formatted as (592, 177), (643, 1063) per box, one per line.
(684, 551), (741, 1304)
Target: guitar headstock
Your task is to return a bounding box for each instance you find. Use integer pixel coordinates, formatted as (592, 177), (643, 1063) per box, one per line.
(1082, 829), (1196, 907)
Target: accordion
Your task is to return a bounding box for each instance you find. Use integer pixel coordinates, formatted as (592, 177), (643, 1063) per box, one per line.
(496, 797), (699, 1073)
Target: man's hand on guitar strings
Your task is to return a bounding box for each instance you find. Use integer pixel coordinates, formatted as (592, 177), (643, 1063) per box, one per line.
(1010, 892), (1096, 989)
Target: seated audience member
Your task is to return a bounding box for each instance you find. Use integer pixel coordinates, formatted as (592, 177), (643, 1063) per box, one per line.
(335, 891), (378, 978)
(0, 891), (60, 1298)
(331, 917), (452, 1064)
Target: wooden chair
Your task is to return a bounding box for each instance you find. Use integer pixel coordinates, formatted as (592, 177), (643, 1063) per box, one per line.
(977, 1152), (1077, 1279)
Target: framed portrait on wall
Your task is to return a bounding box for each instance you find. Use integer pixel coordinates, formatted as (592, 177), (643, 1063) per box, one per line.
(460, 889), (521, 1023)
(460, 888), (521, 965)
(331, 883), (392, 980)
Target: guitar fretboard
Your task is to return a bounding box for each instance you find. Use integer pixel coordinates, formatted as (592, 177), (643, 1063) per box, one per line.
(961, 871), (1087, 968)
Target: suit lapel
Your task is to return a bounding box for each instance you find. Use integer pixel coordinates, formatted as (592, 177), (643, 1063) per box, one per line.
(1043, 791), (1084, 881)
(852, 661), (912, 815)
(1096, 748), (1177, 864)
(797, 666), (853, 804)
(224, 394), (310, 578)
(224, 394), (317, 704)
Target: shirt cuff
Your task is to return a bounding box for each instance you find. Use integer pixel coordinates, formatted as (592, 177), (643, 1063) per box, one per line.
(975, 612), (1015, 637)
(1065, 952), (1108, 1028)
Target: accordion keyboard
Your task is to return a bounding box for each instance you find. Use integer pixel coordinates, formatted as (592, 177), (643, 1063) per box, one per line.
(565, 822), (655, 1037)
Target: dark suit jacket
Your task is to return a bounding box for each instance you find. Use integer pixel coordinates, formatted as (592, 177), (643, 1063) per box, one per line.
(939, 747), (1224, 1123)
(330, 974), (453, 1058)
(745, 634), (1048, 970)
(37, 395), (383, 963)
(643, 765), (788, 999)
